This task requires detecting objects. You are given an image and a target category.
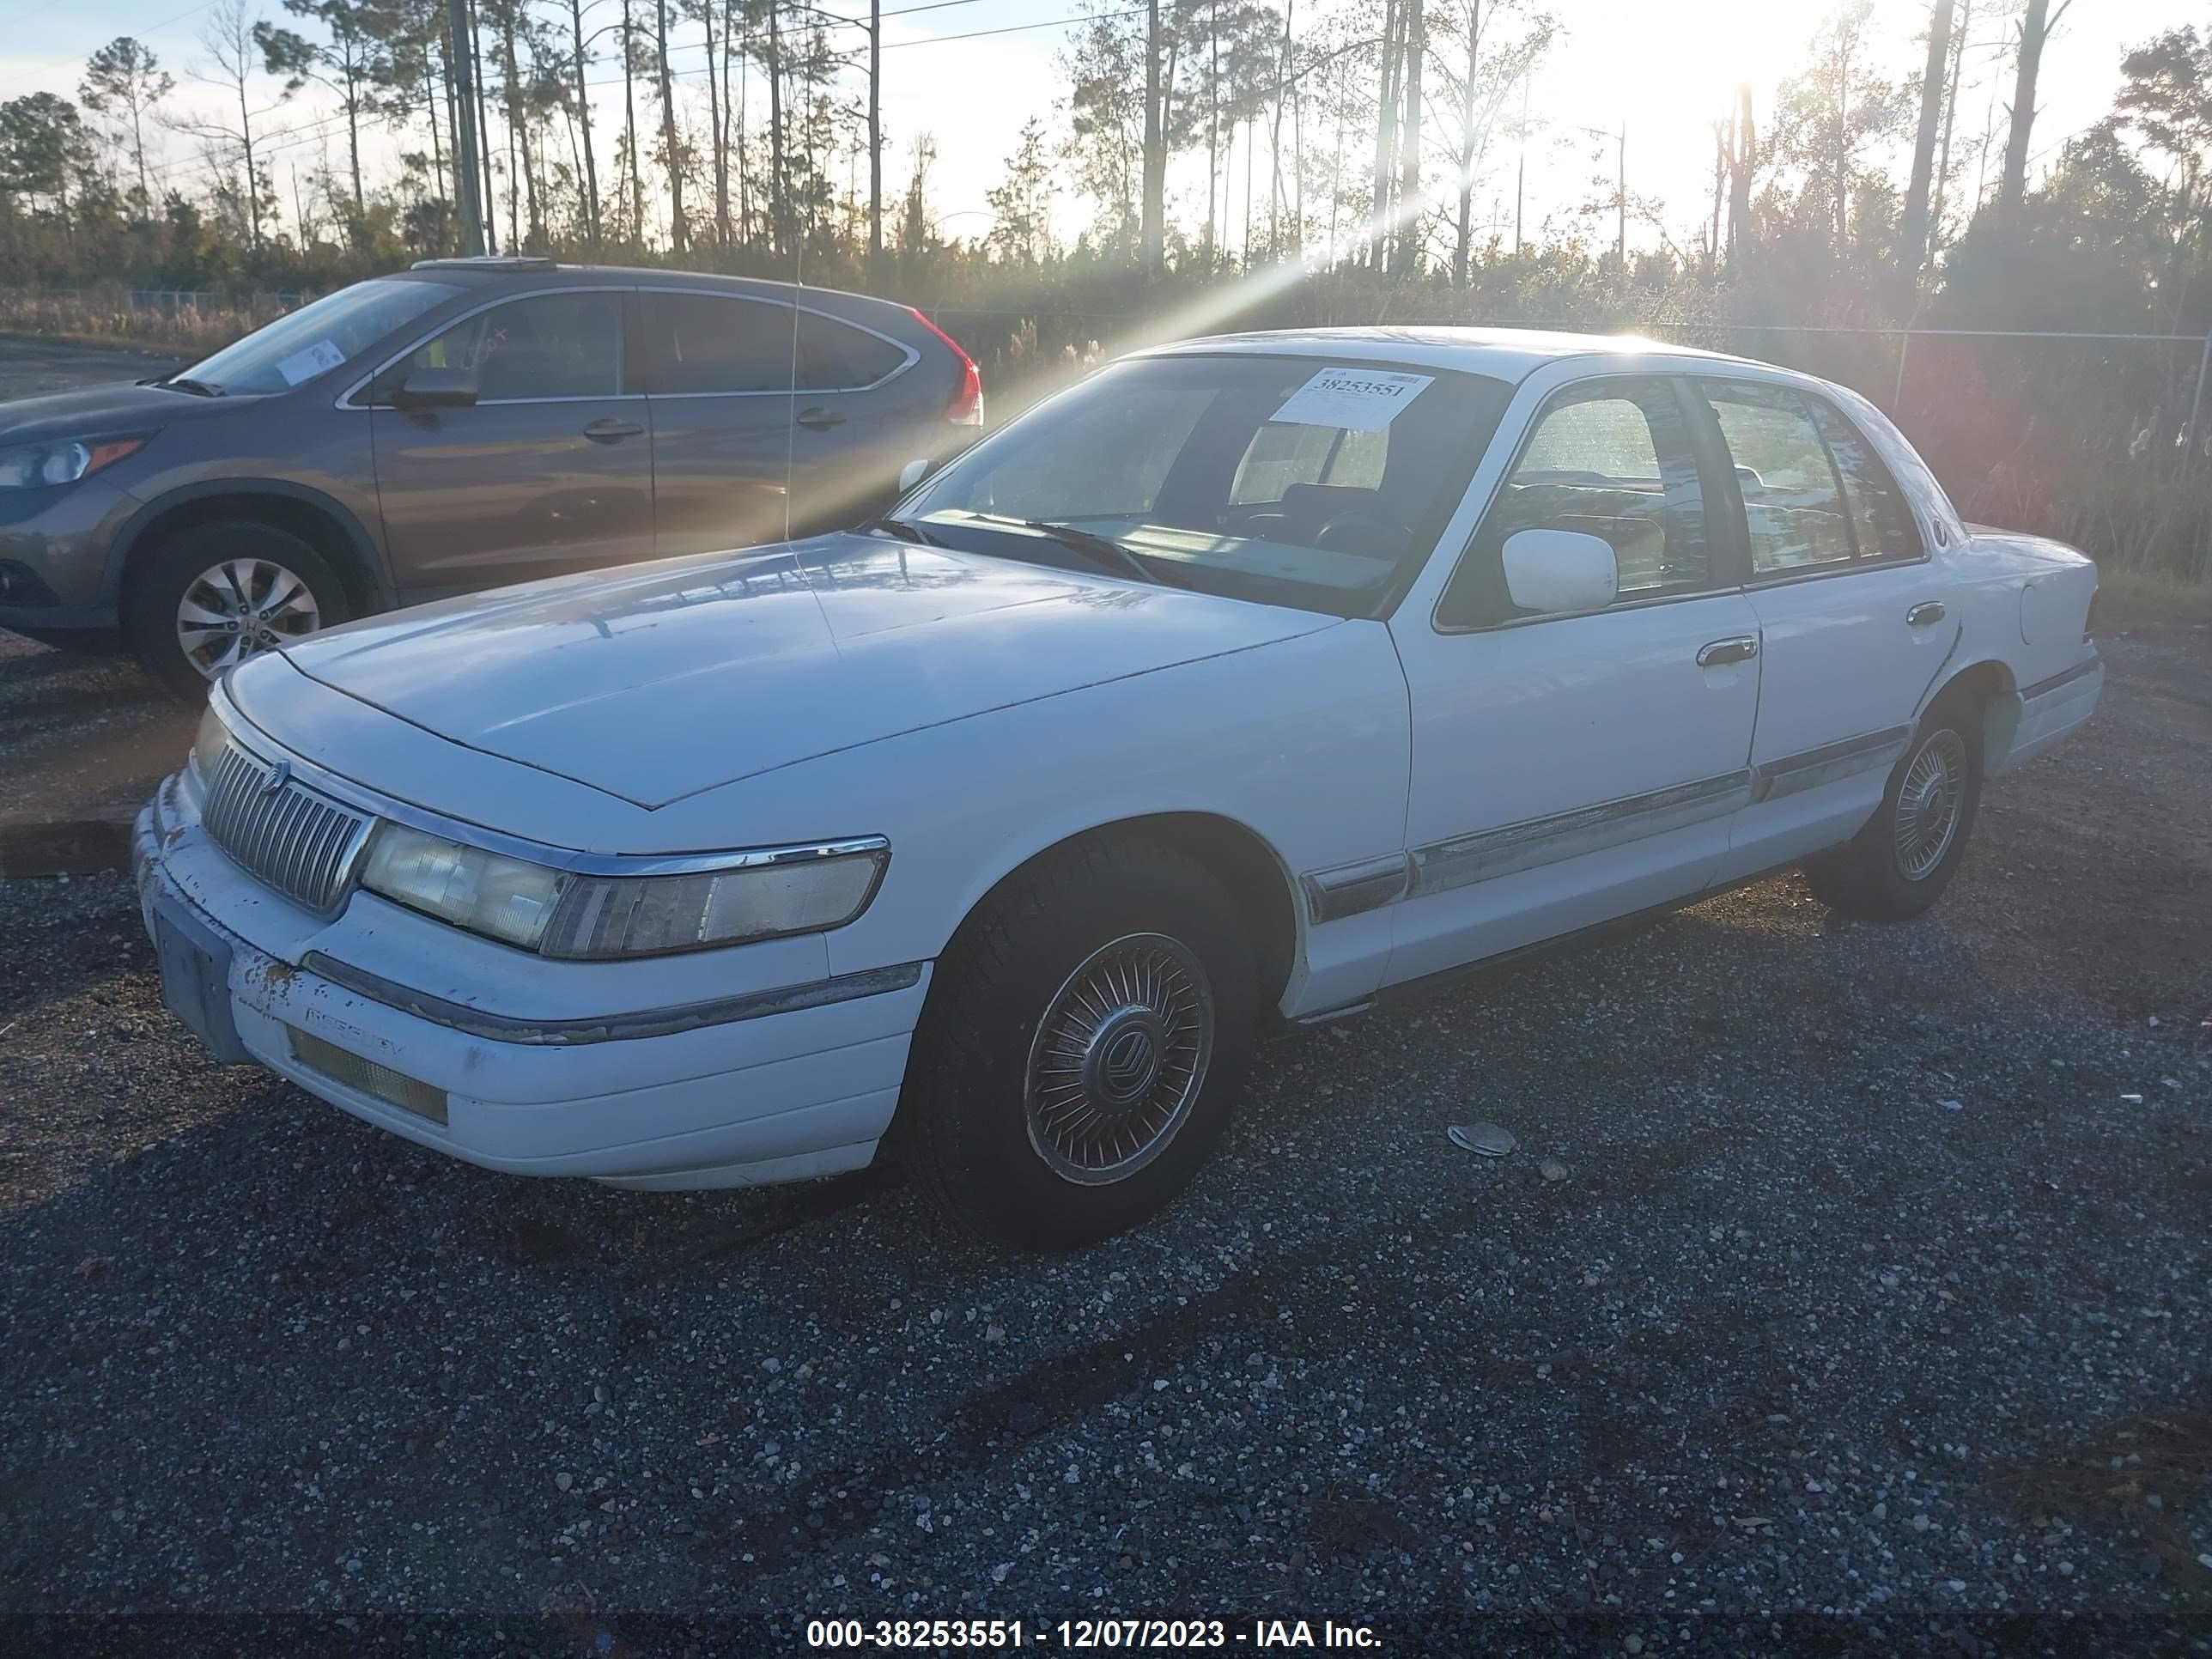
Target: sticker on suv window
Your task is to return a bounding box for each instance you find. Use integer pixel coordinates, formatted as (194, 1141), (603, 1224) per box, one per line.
(276, 339), (349, 385)
(1271, 367), (1435, 431)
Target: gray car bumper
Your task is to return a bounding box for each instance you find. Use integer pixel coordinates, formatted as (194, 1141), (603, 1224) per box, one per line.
(0, 475), (137, 634)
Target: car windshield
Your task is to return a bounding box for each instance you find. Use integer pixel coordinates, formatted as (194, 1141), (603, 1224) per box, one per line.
(896, 352), (1515, 617)
(174, 276), (465, 395)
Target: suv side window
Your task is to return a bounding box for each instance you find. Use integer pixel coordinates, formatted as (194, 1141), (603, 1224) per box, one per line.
(1698, 380), (1855, 575)
(1807, 396), (1923, 562)
(1438, 375), (1714, 627)
(407, 292), (622, 402)
(797, 311), (906, 390)
(638, 292), (796, 393)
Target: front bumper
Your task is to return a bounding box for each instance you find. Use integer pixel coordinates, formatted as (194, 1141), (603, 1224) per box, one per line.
(132, 784), (929, 1190)
(0, 475), (137, 633)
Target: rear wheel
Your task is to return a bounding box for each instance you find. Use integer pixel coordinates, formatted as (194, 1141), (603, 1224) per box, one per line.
(900, 837), (1260, 1251)
(125, 520), (352, 701)
(1802, 691), (1984, 921)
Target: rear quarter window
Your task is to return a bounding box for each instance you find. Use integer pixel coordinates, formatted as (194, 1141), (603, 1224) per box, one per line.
(798, 312), (907, 389)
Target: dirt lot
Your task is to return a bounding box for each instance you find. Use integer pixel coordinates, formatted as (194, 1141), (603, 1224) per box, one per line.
(0, 343), (2209, 1656)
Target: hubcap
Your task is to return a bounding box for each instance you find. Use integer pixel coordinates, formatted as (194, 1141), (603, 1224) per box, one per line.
(1024, 933), (1213, 1187)
(176, 558), (322, 679)
(1893, 728), (1967, 880)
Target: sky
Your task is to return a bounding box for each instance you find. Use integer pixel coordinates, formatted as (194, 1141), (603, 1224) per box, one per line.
(0, 0), (2195, 259)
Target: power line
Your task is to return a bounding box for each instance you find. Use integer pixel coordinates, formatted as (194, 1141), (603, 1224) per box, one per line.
(881, 8), (1140, 49)
(0, 0), (217, 97)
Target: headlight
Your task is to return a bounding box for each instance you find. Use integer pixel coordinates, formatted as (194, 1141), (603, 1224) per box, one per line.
(358, 825), (888, 958)
(539, 846), (888, 959)
(191, 702), (231, 782)
(361, 823), (572, 951)
(0, 434), (146, 489)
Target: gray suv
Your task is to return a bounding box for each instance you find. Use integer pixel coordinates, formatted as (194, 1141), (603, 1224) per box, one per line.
(0, 258), (984, 696)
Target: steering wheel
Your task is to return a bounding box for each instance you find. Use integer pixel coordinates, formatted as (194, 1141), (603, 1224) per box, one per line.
(1231, 510), (1294, 543)
(1314, 505), (1414, 556)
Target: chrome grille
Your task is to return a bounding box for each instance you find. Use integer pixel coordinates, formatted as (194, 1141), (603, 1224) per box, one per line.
(200, 739), (372, 914)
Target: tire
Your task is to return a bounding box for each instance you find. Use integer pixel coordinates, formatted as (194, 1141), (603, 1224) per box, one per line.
(899, 836), (1261, 1251)
(1802, 690), (1985, 921)
(125, 520), (352, 702)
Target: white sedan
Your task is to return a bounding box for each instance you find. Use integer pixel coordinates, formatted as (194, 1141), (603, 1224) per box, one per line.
(134, 328), (2103, 1249)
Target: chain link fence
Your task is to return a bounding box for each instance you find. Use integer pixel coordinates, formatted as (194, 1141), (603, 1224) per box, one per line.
(0, 281), (2198, 578)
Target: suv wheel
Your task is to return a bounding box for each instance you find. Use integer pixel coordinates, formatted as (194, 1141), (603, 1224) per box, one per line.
(126, 520), (351, 701)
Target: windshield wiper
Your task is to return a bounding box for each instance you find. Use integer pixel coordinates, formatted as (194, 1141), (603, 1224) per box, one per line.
(1004, 516), (1186, 589)
(860, 514), (943, 547)
(149, 375), (225, 397)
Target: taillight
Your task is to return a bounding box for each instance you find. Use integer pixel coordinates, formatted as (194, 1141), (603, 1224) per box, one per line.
(910, 307), (984, 427)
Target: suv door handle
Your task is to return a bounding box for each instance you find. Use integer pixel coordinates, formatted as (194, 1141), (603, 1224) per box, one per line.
(1906, 600), (1947, 627)
(582, 417), (643, 441)
(796, 405), (847, 431)
(1697, 636), (1759, 667)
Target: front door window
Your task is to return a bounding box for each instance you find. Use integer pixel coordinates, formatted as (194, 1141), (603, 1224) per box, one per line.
(409, 293), (623, 402)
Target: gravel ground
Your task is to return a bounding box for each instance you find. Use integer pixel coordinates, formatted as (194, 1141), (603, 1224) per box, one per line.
(1, 349), (2209, 1656)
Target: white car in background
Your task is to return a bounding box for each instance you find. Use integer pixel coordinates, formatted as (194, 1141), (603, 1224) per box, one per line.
(134, 328), (2103, 1249)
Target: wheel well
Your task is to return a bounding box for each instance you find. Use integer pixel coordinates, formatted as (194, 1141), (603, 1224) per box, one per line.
(968, 814), (1301, 1014)
(118, 493), (380, 617)
(1926, 659), (2017, 754)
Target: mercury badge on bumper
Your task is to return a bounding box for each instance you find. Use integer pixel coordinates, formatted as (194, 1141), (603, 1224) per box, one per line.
(137, 328), (2103, 1250)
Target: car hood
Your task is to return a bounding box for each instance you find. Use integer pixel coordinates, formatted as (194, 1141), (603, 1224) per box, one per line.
(0, 380), (253, 445)
(276, 534), (1340, 809)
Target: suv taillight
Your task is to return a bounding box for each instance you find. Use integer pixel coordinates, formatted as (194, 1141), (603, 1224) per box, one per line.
(910, 307), (984, 427)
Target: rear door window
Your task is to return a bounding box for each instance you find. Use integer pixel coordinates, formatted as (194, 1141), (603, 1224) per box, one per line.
(1807, 397), (1924, 562)
(638, 292), (794, 394)
(1698, 381), (1855, 575)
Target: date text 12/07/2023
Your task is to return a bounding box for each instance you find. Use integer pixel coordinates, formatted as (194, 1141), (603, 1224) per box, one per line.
(804, 1618), (1385, 1649)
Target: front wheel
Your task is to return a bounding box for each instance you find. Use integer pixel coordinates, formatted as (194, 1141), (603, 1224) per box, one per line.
(125, 520), (352, 701)
(899, 837), (1260, 1250)
(1802, 696), (1984, 921)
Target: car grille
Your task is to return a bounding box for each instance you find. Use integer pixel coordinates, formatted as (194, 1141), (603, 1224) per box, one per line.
(200, 740), (373, 914)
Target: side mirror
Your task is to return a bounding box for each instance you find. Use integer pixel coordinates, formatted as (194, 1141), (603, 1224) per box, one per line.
(395, 365), (479, 409)
(896, 457), (931, 492)
(1501, 527), (1618, 615)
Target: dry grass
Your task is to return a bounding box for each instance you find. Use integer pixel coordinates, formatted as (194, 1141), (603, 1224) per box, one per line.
(0, 293), (271, 357)
(2095, 568), (2212, 632)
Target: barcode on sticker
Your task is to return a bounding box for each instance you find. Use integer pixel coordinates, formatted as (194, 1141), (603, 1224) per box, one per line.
(1271, 367), (1436, 432)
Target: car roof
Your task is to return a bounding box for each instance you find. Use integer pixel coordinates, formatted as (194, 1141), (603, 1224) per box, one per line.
(1138, 325), (1747, 383)
(403, 258), (902, 313)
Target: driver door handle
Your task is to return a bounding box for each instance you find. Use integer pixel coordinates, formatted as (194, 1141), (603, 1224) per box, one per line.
(582, 417), (643, 441)
(1697, 636), (1759, 667)
(796, 405), (847, 431)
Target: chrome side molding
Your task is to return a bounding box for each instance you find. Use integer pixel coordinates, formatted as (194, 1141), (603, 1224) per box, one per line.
(1301, 725), (1919, 921)
(1302, 854), (1413, 924)
(1748, 724), (1913, 803)
(1410, 770), (1753, 897)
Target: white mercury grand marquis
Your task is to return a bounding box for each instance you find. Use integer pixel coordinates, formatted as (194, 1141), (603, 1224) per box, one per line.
(136, 328), (2104, 1249)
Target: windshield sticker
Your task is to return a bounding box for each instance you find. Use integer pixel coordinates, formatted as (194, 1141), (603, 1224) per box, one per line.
(1270, 367), (1436, 431)
(275, 338), (349, 385)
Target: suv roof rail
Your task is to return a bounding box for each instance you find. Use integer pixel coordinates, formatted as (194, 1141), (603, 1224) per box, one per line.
(409, 255), (560, 273)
